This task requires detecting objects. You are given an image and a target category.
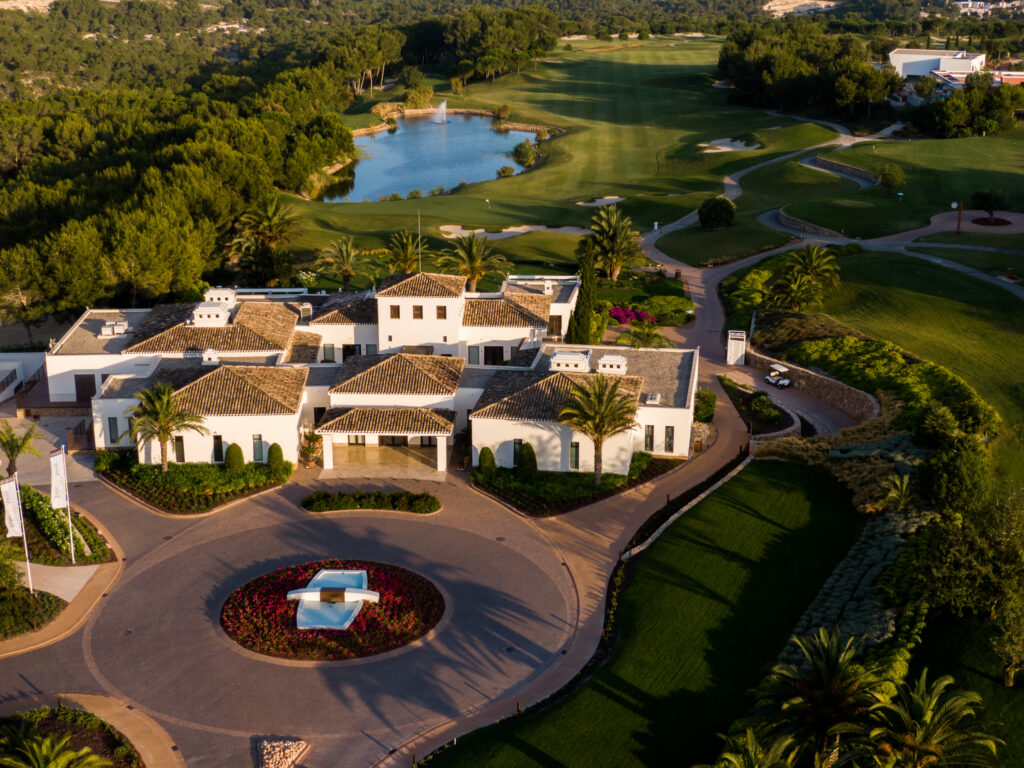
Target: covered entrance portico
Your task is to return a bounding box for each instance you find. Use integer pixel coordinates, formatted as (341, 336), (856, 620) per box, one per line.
(316, 407), (455, 475)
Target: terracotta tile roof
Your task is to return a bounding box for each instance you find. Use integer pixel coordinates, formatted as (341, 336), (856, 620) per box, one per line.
(124, 301), (298, 354)
(329, 353), (464, 395)
(376, 272), (466, 298)
(310, 296), (378, 325)
(316, 407), (455, 435)
(285, 330), (322, 363)
(472, 371), (642, 421)
(463, 298), (549, 328)
(506, 292), (553, 320)
(173, 365), (308, 416)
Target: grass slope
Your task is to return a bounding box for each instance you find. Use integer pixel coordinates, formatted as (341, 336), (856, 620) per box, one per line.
(906, 245), (1024, 277)
(429, 460), (861, 768)
(288, 39), (835, 265)
(786, 130), (1024, 238)
(818, 252), (1024, 488)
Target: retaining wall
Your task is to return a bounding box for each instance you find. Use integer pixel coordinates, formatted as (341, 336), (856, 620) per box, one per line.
(778, 208), (843, 238)
(814, 155), (880, 185)
(746, 346), (879, 423)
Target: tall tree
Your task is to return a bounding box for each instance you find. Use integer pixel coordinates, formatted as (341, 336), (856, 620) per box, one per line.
(786, 245), (840, 290)
(702, 729), (797, 768)
(0, 422), (41, 477)
(316, 237), (366, 291)
(435, 234), (511, 291)
(234, 198), (298, 254)
(565, 237), (597, 344)
(558, 375), (638, 486)
(383, 230), (426, 275)
(127, 383), (209, 473)
(768, 273), (822, 312)
(589, 205), (644, 281)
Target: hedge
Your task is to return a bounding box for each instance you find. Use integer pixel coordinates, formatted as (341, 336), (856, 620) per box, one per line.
(301, 490), (441, 514)
(3, 486), (112, 565)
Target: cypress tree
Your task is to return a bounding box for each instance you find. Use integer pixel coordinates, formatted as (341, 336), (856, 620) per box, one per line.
(566, 238), (597, 344)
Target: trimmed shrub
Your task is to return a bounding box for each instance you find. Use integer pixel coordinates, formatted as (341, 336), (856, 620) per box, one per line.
(224, 443), (244, 474)
(478, 447), (496, 479)
(749, 392), (782, 424)
(517, 442), (538, 480)
(267, 443), (284, 474)
(694, 388), (717, 423)
(698, 196), (736, 231)
(497, 165), (516, 178)
(495, 103), (511, 119)
(300, 490), (440, 514)
(636, 295), (694, 326)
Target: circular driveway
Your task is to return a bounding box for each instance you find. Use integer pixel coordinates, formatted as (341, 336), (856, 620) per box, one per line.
(77, 498), (574, 765)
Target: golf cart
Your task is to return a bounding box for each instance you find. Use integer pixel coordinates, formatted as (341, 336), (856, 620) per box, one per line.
(765, 364), (792, 389)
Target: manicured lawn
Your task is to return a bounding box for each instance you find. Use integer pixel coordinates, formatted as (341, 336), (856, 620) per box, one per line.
(905, 246), (1024, 277)
(429, 460), (861, 767)
(786, 130), (1024, 238)
(916, 230), (1024, 250)
(818, 252), (1024, 488)
(595, 270), (690, 305)
(288, 39), (836, 264)
(910, 612), (1024, 765)
(656, 158), (851, 266)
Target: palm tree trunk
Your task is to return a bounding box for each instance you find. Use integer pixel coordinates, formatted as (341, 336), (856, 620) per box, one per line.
(6, 459), (13, 477)
(1005, 665), (1017, 688)
(468, 278), (477, 291)
(160, 438), (169, 473)
(593, 437), (603, 486)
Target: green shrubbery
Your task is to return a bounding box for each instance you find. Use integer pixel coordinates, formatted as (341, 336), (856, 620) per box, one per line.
(634, 295), (694, 326)
(95, 450), (292, 514)
(267, 443), (285, 475)
(749, 392), (782, 424)
(694, 387), (716, 423)
(697, 195), (736, 231)
(512, 139), (537, 167)
(2, 704), (142, 767)
(301, 490), (440, 514)
(477, 447), (496, 479)
(517, 442), (538, 480)
(224, 443), (244, 474)
(2, 485), (111, 565)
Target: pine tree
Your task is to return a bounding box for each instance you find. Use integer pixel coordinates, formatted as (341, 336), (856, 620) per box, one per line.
(566, 238), (596, 344)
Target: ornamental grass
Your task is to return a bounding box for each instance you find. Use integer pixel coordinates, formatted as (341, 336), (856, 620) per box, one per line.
(221, 559), (444, 660)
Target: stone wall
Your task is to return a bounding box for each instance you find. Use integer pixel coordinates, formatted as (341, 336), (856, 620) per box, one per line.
(746, 346), (879, 422)
(814, 155), (880, 184)
(778, 208), (843, 238)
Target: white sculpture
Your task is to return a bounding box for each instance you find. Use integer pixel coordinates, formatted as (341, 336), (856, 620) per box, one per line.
(286, 570), (380, 630)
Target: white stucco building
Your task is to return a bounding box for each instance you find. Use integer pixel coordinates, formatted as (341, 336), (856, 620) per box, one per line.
(888, 48), (986, 78)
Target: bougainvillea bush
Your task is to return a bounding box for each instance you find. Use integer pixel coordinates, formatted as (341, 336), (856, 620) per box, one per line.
(221, 559), (445, 660)
(608, 306), (657, 325)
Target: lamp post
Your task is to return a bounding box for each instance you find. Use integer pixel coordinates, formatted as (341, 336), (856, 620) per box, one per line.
(951, 201), (963, 235)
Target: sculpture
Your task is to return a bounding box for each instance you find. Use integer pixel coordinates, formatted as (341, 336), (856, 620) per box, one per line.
(286, 570), (380, 630)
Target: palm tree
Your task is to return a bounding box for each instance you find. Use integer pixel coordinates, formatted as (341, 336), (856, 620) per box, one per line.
(703, 729), (797, 768)
(881, 473), (912, 513)
(859, 670), (1001, 767)
(235, 198), (298, 252)
(617, 321), (672, 349)
(127, 383), (209, 473)
(0, 732), (112, 768)
(589, 205), (645, 281)
(768, 272), (822, 312)
(0, 421), (41, 477)
(435, 234), (511, 291)
(558, 374), (638, 486)
(786, 245), (840, 290)
(755, 628), (886, 766)
(316, 237), (366, 291)
(382, 231), (425, 275)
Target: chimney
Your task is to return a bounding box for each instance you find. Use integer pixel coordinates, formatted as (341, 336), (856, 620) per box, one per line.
(597, 354), (628, 375)
(202, 349), (220, 365)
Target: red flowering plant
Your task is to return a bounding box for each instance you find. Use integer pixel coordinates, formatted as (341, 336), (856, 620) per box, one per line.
(220, 559), (445, 660)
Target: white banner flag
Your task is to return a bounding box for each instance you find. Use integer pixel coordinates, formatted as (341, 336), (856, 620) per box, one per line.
(1, 476), (22, 538)
(50, 449), (68, 510)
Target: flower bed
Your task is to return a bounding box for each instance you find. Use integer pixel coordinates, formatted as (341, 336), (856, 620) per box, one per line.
(474, 452), (682, 517)
(221, 559), (445, 660)
(9, 486), (113, 565)
(301, 489), (440, 514)
(0, 588), (65, 640)
(2, 704), (143, 768)
(95, 450), (291, 515)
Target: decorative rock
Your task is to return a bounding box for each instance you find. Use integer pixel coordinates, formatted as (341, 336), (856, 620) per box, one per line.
(256, 738), (309, 768)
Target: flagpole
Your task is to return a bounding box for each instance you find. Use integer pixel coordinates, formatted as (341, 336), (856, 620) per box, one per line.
(14, 474), (32, 594)
(63, 447), (74, 565)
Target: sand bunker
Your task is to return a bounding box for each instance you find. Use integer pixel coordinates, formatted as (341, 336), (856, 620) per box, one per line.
(440, 224), (590, 240)
(576, 196), (625, 207)
(699, 138), (762, 153)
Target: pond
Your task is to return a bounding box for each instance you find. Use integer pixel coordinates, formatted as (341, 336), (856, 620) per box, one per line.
(322, 115), (534, 203)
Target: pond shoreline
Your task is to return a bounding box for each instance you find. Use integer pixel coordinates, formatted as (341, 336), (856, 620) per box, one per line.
(350, 107), (561, 138)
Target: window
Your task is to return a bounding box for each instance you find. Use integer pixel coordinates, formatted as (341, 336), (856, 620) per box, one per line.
(665, 426), (674, 453)
(213, 435), (224, 463)
(253, 434), (264, 463)
(390, 305), (400, 319)
(107, 417), (119, 445)
(437, 305), (447, 320)
(548, 316), (562, 336)
(468, 346), (480, 365)
(341, 344), (361, 359)
(413, 305), (423, 319)
(644, 425), (654, 451)
(366, 344), (377, 355)
(313, 407), (326, 425)
(174, 436), (185, 463)
(348, 435), (366, 445)
(322, 343), (335, 363)
(570, 441), (580, 470)
(513, 438), (523, 466)
(484, 346), (504, 365)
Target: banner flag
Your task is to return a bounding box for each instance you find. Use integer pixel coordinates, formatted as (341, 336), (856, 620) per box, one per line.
(1, 476), (22, 538)
(50, 449), (69, 509)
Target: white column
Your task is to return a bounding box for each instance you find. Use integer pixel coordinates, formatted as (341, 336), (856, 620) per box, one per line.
(321, 435), (334, 469)
(436, 440), (447, 472)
